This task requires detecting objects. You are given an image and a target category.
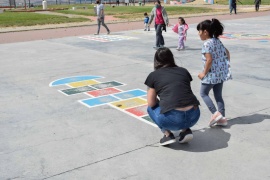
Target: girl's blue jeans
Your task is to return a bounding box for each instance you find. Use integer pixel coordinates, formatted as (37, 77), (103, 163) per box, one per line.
(147, 104), (200, 133)
(200, 82), (225, 117)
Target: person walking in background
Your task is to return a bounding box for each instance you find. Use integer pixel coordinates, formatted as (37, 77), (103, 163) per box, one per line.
(145, 47), (200, 146)
(143, 12), (150, 31)
(230, 0), (242, 14)
(176, 17), (189, 51)
(94, 0), (110, 35)
(197, 18), (232, 127)
(254, 0), (261, 11)
(148, 0), (169, 49)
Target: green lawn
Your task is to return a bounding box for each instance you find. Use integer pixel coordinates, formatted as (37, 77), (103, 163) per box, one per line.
(0, 11), (89, 27)
(215, 0), (270, 5)
(54, 5), (217, 18)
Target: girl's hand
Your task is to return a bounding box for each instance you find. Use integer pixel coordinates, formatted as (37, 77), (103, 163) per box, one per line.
(198, 72), (206, 80)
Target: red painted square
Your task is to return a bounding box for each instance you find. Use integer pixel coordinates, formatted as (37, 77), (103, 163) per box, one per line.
(87, 87), (121, 97)
(125, 105), (148, 116)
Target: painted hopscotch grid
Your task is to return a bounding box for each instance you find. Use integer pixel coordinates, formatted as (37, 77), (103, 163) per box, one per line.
(221, 32), (270, 40)
(80, 95), (120, 108)
(113, 89), (146, 99)
(87, 87), (122, 97)
(110, 97), (147, 109)
(49, 75), (103, 87)
(50, 75), (156, 127)
(60, 86), (96, 96)
(79, 35), (138, 42)
(60, 81), (125, 96)
(91, 81), (124, 89)
(68, 79), (100, 88)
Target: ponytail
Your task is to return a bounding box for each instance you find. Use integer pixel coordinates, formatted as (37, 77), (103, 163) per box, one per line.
(197, 18), (224, 38)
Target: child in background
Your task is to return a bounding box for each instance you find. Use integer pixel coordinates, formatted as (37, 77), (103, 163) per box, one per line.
(176, 17), (188, 51)
(143, 12), (150, 31)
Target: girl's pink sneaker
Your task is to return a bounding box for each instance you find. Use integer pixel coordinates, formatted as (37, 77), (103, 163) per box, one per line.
(216, 117), (228, 127)
(209, 111), (223, 127)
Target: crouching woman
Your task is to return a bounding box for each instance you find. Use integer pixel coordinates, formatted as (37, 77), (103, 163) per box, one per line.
(145, 47), (200, 146)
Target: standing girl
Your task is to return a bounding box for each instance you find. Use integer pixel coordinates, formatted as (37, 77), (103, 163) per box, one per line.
(197, 18), (232, 127)
(176, 17), (189, 51)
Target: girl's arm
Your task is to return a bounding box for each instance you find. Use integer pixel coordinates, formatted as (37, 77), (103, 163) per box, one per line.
(225, 48), (230, 61)
(147, 87), (158, 107)
(198, 53), (212, 80)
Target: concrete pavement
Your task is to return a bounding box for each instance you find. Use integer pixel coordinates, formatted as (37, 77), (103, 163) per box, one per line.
(0, 9), (270, 180)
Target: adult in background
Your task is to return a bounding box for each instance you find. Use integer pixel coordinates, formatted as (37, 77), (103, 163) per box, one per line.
(94, 0), (110, 35)
(230, 0), (242, 15)
(254, 0), (261, 11)
(148, 0), (169, 49)
(145, 47), (200, 146)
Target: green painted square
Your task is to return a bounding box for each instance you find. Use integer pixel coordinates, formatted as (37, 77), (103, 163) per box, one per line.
(61, 86), (95, 95)
(142, 116), (154, 123)
(91, 81), (123, 89)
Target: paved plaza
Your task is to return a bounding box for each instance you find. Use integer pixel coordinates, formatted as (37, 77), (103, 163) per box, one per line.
(1, 12), (270, 179)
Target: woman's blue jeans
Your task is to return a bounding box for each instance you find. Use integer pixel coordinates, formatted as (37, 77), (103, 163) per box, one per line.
(147, 104), (200, 133)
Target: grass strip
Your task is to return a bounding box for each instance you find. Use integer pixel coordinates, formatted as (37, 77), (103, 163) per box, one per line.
(0, 11), (89, 27)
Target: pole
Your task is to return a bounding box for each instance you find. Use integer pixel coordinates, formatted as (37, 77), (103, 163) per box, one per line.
(24, 0), (26, 9)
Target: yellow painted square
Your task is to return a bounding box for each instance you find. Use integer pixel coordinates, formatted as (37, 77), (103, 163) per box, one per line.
(69, 80), (99, 87)
(111, 98), (147, 109)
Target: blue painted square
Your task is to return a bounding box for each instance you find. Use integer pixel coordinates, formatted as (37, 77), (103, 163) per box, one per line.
(113, 89), (146, 99)
(82, 95), (119, 107)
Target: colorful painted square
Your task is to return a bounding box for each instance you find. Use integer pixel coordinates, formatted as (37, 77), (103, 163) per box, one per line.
(111, 98), (147, 109)
(113, 89), (146, 99)
(69, 80), (99, 88)
(142, 116), (154, 123)
(91, 81), (123, 89)
(81, 95), (119, 107)
(87, 87), (122, 97)
(61, 86), (95, 95)
(125, 105), (148, 116)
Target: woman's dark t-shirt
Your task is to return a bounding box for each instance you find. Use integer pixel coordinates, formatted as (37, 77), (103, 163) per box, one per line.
(144, 67), (200, 114)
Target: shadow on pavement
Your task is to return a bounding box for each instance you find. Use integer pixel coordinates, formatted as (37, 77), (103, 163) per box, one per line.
(163, 113), (269, 152)
(226, 113), (270, 128)
(168, 128), (230, 152)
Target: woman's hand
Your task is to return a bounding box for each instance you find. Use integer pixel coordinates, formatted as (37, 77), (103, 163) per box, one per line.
(198, 72), (206, 80)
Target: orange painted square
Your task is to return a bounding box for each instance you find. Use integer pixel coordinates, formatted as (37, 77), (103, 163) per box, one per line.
(87, 87), (121, 97)
(125, 105), (148, 116)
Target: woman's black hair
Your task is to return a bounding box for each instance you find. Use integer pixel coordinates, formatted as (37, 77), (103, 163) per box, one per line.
(154, 47), (177, 70)
(155, 0), (161, 4)
(178, 17), (185, 24)
(196, 18), (224, 38)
